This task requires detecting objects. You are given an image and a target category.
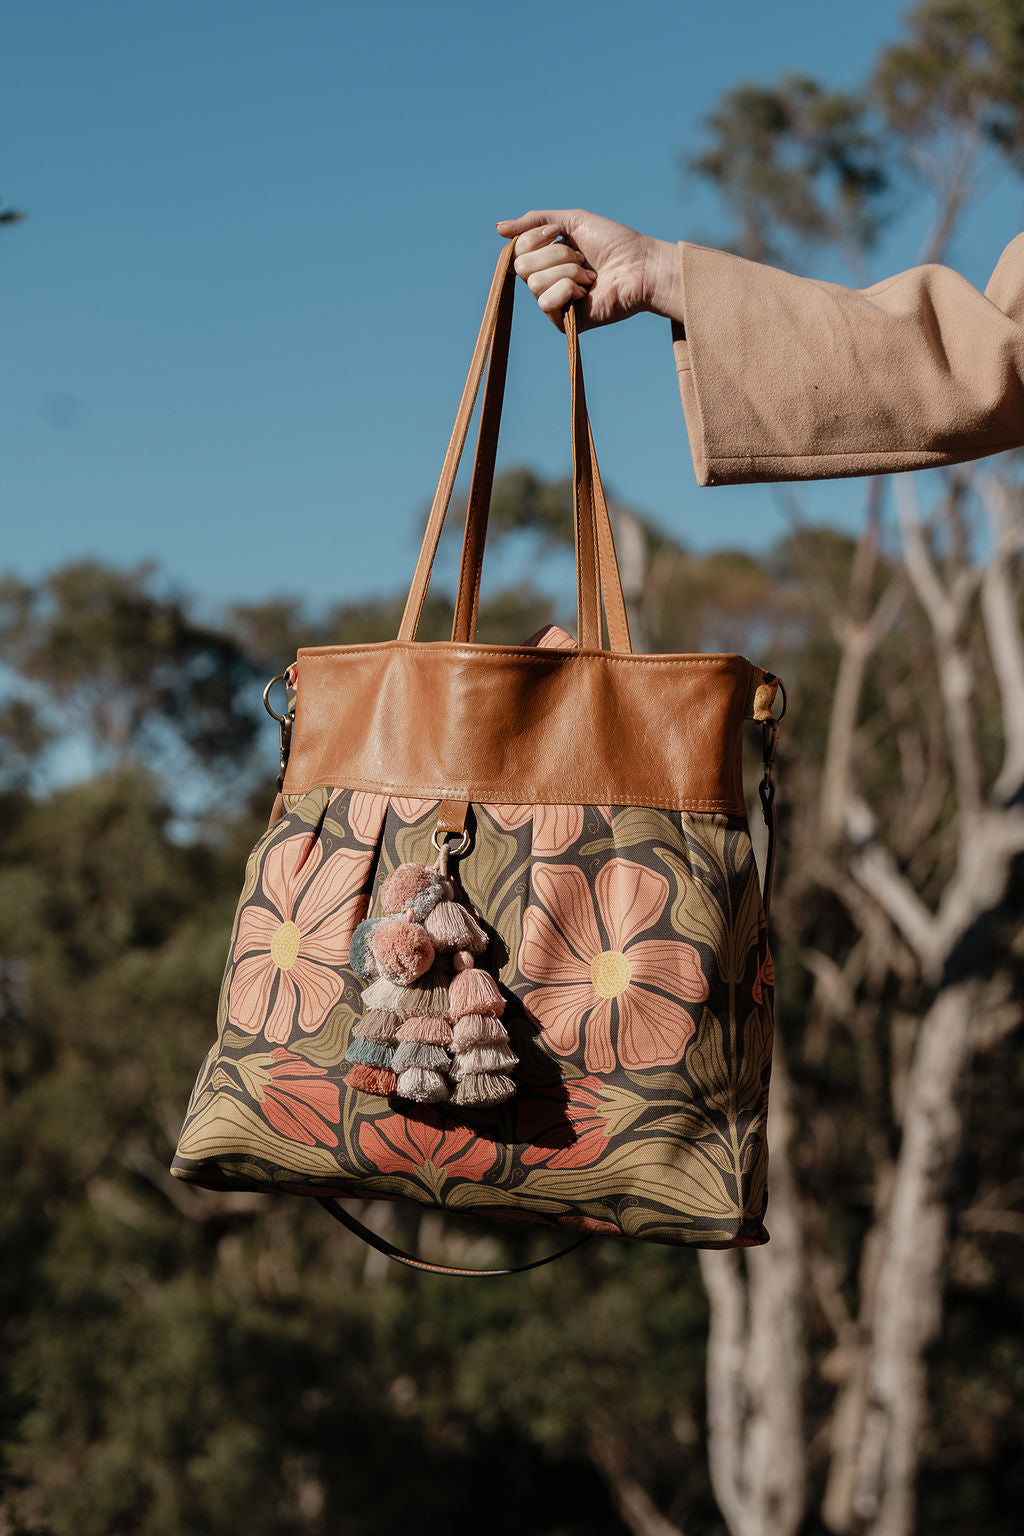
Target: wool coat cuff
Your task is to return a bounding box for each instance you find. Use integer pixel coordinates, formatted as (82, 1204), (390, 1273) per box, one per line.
(671, 235), (1024, 486)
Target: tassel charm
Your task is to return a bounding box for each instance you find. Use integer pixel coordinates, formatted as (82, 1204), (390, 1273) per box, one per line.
(347, 846), (518, 1108)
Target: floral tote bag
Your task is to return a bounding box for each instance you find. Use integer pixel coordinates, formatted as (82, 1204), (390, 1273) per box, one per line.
(171, 241), (785, 1274)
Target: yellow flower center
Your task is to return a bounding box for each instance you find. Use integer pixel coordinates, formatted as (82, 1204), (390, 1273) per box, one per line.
(270, 920), (301, 970)
(590, 949), (632, 998)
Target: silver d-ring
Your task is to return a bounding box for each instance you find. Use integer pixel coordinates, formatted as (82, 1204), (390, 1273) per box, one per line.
(262, 672), (291, 725)
(431, 827), (470, 856)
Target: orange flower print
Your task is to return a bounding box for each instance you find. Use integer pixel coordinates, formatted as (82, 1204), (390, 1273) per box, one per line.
(229, 833), (372, 1044)
(358, 1109), (498, 1182)
(517, 1077), (613, 1169)
(241, 1047), (341, 1147)
(519, 860), (709, 1073)
(486, 803), (611, 857)
(752, 948), (775, 1005)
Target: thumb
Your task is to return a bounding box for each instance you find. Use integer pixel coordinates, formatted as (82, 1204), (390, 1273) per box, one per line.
(495, 209), (572, 237)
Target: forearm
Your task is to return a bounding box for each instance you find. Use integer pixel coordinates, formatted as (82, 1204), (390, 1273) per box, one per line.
(642, 238), (687, 325)
(670, 236), (1024, 485)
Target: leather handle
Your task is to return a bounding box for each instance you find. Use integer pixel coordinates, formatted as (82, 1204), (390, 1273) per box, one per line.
(567, 300), (602, 651)
(451, 259), (632, 653)
(398, 242), (632, 653)
(316, 1196), (591, 1277)
(399, 242), (517, 644)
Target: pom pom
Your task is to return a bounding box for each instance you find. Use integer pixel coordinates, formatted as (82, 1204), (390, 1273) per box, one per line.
(450, 1044), (518, 1078)
(372, 918), (435, 984)
(423, 900), (489, 954)
(448, 967), (504, 1019)
(352, 1009), (402, 1044)
(345, 1063), (399, 1098)
(452, 949), (476, 972)
(392, 1040), (451, 1072)
(451, 1072), (515, 1106)
(345, 1037), (395, 1069)
(451, 1014), (509, 1050)
(398, 1015), (453, 1047)
(380, 863), (447, 920)
(348, 918), (381, 980)
(396, 1067), (450, 1104)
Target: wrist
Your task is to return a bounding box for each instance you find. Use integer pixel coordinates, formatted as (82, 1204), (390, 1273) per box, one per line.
(641, 237), (686, 323)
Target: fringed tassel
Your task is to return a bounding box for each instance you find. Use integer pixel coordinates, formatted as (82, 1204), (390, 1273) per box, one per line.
(392, 1039), (451, 1073)
(450, 1071), (515, 1107)
(398, 1014), (453, 1047)
(422, 899), (488, 954)
(346, 1063), (399, 1097)
(446, 950), (518, 1106)
(448, 961), (505, 1019)
(395, 1066), (450, 1104)
(359, 968), (450, 1019)
(350, 858), (517, 1107)
(451, 1013), (509, 1050)
(344, 1010), (401, 1097)
(450, 1044), (518, 1077)
(352, 1009), (402, 1044)
(345, 1037), (395, 1069)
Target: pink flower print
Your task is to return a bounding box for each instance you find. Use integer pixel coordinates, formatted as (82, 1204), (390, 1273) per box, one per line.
(486, 803), (611, 857)
(346, 792), (389, 846)
(346, 792), (438, 844)
(229, 833), (372, 1044)
(519, 859), (709, 1073)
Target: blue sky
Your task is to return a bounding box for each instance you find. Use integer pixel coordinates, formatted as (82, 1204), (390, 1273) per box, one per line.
(4, 0), (1023, 621)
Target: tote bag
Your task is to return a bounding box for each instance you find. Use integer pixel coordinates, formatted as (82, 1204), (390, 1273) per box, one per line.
(171, 240), (785, 1273)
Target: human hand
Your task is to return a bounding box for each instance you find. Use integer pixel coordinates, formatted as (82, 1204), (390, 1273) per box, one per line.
(494, 208), (683, 331)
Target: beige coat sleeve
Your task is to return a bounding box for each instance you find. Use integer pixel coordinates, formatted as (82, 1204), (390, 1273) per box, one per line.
(672, 234), (1024, 484)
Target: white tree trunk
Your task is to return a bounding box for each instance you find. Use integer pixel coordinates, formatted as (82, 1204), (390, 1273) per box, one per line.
(700, 1046), (808, 1536)
(849, 981), (977, 1536)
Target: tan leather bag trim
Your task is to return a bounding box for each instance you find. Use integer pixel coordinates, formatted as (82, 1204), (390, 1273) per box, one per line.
(282, 642), (753, 813)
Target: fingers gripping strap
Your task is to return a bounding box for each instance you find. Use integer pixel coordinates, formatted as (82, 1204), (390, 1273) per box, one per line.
(316, 1197), (592, 1277)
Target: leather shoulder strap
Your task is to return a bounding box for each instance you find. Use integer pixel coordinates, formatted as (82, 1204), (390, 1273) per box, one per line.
(316, 1196), (591, 1277)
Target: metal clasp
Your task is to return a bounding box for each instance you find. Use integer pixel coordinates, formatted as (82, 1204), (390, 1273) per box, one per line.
(263, 672), (296, 791)
(758, 679), (786, 826)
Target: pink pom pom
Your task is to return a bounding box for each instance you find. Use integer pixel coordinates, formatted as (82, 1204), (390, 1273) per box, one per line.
(380, 862), (446, 919)
(371, 918), (435, 985)
(452, 949), (476, 972)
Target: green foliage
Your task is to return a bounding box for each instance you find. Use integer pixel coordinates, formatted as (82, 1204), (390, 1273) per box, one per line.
(1, 539), (1021, 1533)
(690, 75), (890, 264)
(450, 466), (576, 551)
(0, 564), (262, 783)
(691, 0), (1024, 270)
(873, 0), (1024, 165)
